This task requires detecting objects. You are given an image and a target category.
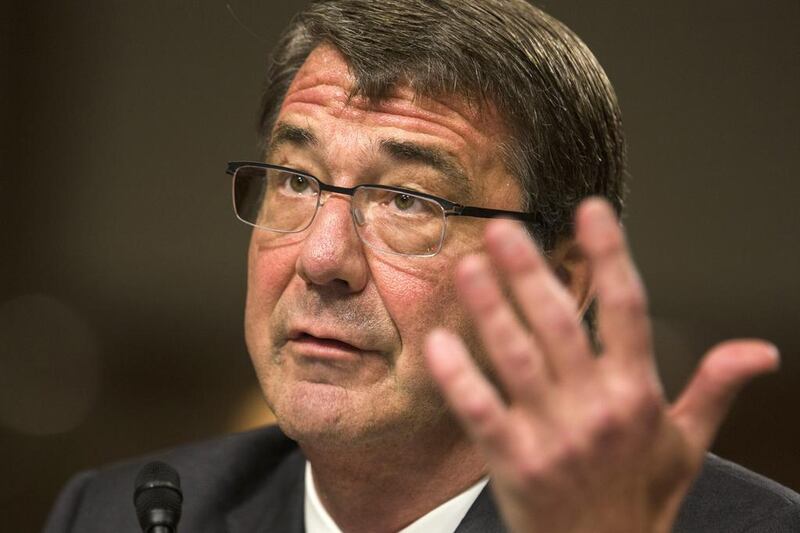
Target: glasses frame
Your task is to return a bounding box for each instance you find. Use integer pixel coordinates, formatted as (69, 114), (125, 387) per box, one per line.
(226, 161), (541, 256)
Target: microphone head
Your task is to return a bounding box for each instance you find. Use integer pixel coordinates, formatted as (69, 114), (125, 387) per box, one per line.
(133, 461), (183, 532)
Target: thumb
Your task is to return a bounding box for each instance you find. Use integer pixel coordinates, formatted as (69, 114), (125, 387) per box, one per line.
(670, 339), (779, 452)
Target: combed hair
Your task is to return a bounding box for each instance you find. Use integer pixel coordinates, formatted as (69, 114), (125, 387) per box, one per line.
(258, 0), (627, 253)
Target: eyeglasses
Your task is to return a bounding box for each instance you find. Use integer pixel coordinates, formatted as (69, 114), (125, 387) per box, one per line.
(226, 161), (540, 257)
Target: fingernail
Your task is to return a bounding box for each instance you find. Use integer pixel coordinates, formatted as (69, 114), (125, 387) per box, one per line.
(586, 201), (613, 227)
(765, 343), (781, 367)
(459, 256), (490, 288)
(490, 221), (523, 258)
(580, 199), (619, 243)
(427, 328), (450, 346)
(425, 330), (459, 372)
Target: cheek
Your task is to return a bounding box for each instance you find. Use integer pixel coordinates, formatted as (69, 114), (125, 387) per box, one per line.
(370, 259), (467, 353)
(246, 236), (300, 318)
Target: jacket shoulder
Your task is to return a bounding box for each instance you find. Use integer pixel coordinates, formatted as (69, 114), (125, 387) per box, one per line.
(675, 453), (800, 532)
(43, 425), (299, 533)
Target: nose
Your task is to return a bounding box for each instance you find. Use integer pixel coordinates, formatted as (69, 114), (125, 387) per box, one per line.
(295, 194), (369, 291)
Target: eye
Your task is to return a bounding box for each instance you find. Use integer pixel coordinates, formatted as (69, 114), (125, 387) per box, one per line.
(289, 175), (310, 193)
(383, 191), (439, 217)
(273, 172), (316, 196)
(393, 193), (418, 211)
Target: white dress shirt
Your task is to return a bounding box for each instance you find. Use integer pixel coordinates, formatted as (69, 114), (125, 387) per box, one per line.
(304, 461), (489, 533)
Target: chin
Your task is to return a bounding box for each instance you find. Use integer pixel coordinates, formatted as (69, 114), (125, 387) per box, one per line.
(271, 380), (422, 451)
(268, 380), (364, 444)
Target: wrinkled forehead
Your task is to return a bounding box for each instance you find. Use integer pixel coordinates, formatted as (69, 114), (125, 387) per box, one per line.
(269, 44), (523, 209)
(275, 44), (509, 144)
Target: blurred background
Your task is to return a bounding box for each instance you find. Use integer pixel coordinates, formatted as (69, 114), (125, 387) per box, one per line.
(1, 0), (798, 529)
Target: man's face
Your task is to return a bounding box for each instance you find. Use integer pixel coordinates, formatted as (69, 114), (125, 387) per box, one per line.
(245, 45), (522, 447)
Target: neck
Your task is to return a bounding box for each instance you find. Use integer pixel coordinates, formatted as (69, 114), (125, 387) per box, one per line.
(300, 422), (487, 533)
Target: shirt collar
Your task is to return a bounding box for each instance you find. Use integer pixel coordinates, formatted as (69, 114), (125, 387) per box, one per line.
(304, 461), (489, 533)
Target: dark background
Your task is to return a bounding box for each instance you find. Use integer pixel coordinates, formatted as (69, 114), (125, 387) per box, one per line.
(2, 1), (798, 530)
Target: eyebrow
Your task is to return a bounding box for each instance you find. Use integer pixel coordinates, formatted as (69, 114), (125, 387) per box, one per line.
(266, 122), (318, 157)
(267, 122), (472, 196)
(379, 139), (471, 195)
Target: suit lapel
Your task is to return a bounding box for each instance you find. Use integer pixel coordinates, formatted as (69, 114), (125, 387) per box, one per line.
(226, 447), (306, 533)
(455, 482), (507, 533)
(223, 432), (506, 533)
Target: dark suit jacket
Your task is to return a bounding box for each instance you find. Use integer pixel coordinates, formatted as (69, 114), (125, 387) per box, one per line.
(44, 425), (800, 532)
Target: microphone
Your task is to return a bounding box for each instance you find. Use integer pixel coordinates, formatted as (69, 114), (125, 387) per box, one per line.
(133, 461), (183, 533)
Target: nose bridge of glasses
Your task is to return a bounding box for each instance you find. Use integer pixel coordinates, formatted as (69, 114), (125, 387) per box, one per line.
(317, 181), (358, 204)
(315, 183), (369, 229)
(309, 184), (362, 238)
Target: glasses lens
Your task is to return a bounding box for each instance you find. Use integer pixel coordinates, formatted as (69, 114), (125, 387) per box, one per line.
(233, 166), (320, 232)
(354, 188), (446, 256)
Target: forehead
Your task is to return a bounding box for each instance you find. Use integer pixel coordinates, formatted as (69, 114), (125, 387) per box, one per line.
(278, 44), (506, 138)
(272, 45), (519, 207)
(278, 44), (505, 156)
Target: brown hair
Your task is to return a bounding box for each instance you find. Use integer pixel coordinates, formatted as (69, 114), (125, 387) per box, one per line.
(258, 0), (627, 252)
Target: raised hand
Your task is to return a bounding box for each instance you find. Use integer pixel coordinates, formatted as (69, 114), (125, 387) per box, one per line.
(424, 198), (779, 533)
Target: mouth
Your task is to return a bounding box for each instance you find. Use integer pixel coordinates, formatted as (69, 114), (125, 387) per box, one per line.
(293, 332), (359, 350)
(286, 329), (375, 362)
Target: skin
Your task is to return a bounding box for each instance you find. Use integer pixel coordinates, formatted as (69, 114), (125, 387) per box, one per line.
(425, 207), (779, 532)
(245, 44), (779, 532)
(245, 44), (543, 531)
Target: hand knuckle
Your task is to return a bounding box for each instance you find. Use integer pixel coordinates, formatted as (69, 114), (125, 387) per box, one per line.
(504, 347), (532, 373)
(465, 398), (495, 426)
(517, 456), (547, 485)
(699, 354), (736, 386)
(543, 309), (578, 339)
(625, 384), (662, 425)
(586, 406), (624, 440)
(593, 229), (623, 257)
(473, 291), (501, 315)
(551, 435), (586, 468)
(606, 286), (648, 316)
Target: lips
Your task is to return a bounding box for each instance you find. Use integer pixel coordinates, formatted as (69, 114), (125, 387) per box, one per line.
(286, 327), (378, 361)
(292, 332), (359, 350)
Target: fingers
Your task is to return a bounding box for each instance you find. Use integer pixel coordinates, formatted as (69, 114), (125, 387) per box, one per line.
(456, 254), (549, 403)
(670, 339), (780, 451)
(424, 329), (512, 456)
(576, 199), (654, 367)
(483, 220), (593, 379)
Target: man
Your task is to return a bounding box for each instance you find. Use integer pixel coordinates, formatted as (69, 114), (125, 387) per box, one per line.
(45, 1), (800, 531)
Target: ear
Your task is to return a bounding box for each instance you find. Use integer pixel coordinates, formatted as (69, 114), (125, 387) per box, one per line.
(548, 237), (594, 317)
